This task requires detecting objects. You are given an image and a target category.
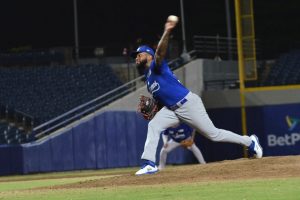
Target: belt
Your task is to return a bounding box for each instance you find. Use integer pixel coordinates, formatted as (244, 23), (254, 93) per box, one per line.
(169, 98), (188, 111)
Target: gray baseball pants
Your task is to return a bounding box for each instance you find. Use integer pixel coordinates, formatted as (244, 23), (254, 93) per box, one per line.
(141, 92), (252, 163)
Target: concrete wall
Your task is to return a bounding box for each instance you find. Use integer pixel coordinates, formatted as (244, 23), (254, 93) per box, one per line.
(203, 89), (300, 109)
(202, 59), (238, 81)
(103, 58), (300, 110)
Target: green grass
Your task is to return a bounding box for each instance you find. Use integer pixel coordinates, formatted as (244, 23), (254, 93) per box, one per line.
(0, 178), (299, 200)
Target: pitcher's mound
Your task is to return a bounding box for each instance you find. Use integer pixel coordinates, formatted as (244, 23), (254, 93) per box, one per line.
(57, 155), (300, 189)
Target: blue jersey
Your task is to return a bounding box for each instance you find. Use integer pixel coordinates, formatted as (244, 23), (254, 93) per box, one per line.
(145, 60), (189, 107)
(163, 123), (193, 143)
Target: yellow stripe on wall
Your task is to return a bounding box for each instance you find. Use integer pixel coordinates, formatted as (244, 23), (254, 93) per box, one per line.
(245, 85), (300, 92)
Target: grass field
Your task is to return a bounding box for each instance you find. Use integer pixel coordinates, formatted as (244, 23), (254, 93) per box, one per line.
(1, 156), (300, 200)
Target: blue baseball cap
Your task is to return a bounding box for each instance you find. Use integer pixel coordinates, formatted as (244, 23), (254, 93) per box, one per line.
(130, 45), (155, 58)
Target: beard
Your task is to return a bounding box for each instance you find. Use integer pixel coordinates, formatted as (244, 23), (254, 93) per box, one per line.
(136, 59), (147, 76)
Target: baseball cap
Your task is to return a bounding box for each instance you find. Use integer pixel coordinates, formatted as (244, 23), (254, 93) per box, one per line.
(130, 45), (155, 58)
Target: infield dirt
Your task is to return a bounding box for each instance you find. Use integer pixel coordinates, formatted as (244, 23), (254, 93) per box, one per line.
(51, 155), (300, 189)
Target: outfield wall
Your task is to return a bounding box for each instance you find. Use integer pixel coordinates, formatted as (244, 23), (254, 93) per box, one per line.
(0, 111), (198, 175)
(1, 103), (300, 175)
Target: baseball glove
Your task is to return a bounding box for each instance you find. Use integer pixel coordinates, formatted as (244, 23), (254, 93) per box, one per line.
(137, 95), (160, 120)
(180, 138), (194, 148)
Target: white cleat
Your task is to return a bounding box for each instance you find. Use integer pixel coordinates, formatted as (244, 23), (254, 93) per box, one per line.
(249, 134), (263, 158)
(135, 161), (158, 176)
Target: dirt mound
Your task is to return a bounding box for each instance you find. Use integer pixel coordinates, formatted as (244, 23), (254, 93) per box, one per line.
(53, 155), (300, 189)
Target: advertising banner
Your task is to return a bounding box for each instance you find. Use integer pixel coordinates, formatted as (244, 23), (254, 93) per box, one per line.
(262, 104), (300, 156)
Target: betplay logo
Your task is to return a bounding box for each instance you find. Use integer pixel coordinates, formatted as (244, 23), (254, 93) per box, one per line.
(286, 115), (300, 131)
(268, 133), (300, 147)
(267, 115), (300, 147)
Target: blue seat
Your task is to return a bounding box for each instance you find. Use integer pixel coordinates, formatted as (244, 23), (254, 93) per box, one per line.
(0, 63), (125, 143)
(260, 50), (300, 86)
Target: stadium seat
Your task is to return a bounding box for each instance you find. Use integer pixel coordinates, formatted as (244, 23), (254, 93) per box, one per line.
(0, 64), (124, 143)
(260, 50), (300, 86)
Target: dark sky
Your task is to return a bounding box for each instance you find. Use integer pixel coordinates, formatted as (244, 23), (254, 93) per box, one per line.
(1, 0), (300, 57)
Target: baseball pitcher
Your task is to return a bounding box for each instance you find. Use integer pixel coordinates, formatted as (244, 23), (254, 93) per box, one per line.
(132, 15), (263, 176)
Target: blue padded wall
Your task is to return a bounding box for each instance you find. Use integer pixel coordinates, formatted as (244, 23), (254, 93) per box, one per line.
(115, 112), (129, 167)
(50, 129), (74, 171)
(22, 144), (40, 173)
(37, 140), (53, 172)
(134, 116), (148, 165)
(104, 112), (120, 168)
(251, 104), (300, 156)
(94, 113), (107, 169)
(0, 145), (23, 175)
(72, 120), (96, 170)
(126, 113), (139, 166)
(1, 103), (300, 175)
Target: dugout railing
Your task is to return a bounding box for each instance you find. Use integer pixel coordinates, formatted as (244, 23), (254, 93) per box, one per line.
(193, 35), (261, 61)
